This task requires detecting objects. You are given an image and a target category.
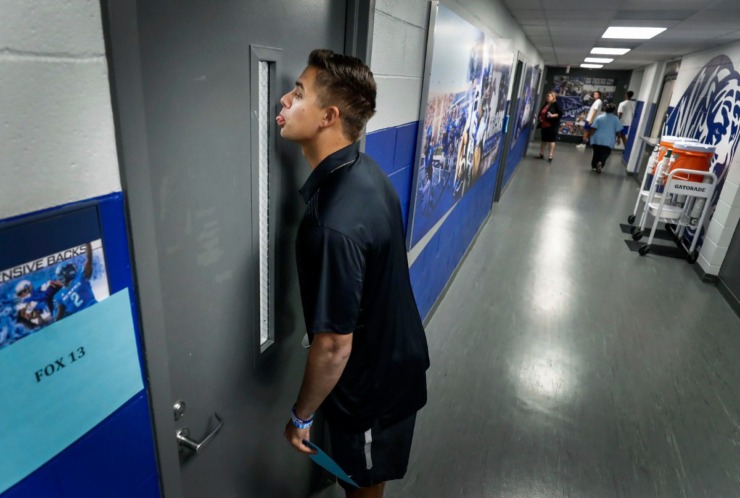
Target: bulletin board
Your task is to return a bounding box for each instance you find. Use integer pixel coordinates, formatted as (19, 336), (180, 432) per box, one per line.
(0, 204), (144, 493)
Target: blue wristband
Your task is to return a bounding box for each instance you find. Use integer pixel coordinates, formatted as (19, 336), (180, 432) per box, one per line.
(291, 406), (314, 429)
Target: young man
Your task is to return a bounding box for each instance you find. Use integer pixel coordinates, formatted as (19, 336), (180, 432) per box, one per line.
(616, 90), (636, 149)
(576, 90), (603, 149)
(584, 103), (626, 174)
(279, 49), (430, 498)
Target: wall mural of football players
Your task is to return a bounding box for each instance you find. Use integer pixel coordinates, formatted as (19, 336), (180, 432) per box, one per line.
(0, 240), (109, 349)
(512, 64), (534, 145)
(408, 3), (513, 248)
(663, 54), (740, 250)
(550, 73), (618, 138)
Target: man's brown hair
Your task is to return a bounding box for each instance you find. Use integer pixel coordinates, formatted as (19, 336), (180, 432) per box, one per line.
(308, 49), (377, 142)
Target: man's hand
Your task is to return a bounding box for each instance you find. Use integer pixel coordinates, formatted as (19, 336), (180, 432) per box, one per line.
(284, 421), (316, 454)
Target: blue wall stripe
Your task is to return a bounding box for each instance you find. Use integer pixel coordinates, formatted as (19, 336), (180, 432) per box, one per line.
(394, 122), (419, 172)
(623, 100), (645, 164)
(366, 126), (398, 177)
(367, 120), (512, 321)
(503, 127), (532, 190)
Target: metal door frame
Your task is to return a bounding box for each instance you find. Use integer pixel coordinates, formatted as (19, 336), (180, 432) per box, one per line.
(493, 55), (525, 203)
(99, 1), (375, 495)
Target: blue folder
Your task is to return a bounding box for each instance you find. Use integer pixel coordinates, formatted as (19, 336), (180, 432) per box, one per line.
(303, 440), (359, 488)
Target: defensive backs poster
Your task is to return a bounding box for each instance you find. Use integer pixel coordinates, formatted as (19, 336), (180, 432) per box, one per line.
(0, 241), (109, 348)
(408, 3), (513, 248)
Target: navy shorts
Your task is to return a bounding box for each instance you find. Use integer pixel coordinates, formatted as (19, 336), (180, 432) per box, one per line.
(329, 413), (417, 489)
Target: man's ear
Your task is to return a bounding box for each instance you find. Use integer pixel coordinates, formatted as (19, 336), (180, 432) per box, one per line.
(321, 106), (341, 129)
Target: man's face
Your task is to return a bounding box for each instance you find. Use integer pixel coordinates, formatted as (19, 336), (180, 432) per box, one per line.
(594, 92), (601, 100)
(277, 66), (327, 144)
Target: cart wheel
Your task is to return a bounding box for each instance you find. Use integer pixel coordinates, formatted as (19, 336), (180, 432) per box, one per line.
(632, 230), (643, 241)
(687, 251), (698, 264)
(639, 244), (650, 256)
(627, 214), (636, 224)
(630, 225), (640, 234)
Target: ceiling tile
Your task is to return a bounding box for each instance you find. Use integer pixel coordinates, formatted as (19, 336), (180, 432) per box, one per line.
(684, 10), (740, 22)
(500, 0), (740, 70)
(620, 0), (713, 8)
(545, 9), (617, 20)
(522, 25), (550, 36)
(510, 9), (546, 22)
(502, 0), (542, 8)
(614, 9), (697, 20)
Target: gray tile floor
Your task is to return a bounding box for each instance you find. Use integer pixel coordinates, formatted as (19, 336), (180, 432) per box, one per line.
(321, 142), (740, 497)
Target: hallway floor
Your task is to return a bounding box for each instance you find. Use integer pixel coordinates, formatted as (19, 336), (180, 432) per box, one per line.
(384, 142), (740, 497)
(314, 143), (740, 498)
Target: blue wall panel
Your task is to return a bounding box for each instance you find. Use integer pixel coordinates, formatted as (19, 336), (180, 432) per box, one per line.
(125, 472), (160, 498)
(366, 126), (398, 177)
(367, 123), (420, 232)
(623, 100), (645, 163)
(503, 127), (532, 190)
(388, 166), (413, 233)
(394, 122), (419, 172)
(54, 394), (156, 498)
(367, 121), (500, 320)
(2, 466), (61, 498)
(0, 193), (159, 498)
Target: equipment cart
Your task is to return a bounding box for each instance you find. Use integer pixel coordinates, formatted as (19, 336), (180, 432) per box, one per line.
(636, 168), (717, 262)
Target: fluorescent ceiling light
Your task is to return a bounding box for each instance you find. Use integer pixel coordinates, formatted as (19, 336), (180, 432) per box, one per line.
(602, 27), (666, 39)
(580, 64), (603, 68)
(591, 47), (631, 55)
(584, 57), (614, 63)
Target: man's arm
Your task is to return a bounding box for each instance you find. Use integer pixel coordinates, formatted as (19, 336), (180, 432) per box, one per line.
(284, 331), (353, 454)
(83, 242), (93, 280)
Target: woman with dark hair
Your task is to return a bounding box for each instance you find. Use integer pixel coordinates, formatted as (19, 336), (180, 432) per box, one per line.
(537, 92), (562, 162)
(585, 102), (626, 173)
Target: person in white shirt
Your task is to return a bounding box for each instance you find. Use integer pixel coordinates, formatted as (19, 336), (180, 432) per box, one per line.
(616, 91), (636, 148)
(576, 91), (602, 149)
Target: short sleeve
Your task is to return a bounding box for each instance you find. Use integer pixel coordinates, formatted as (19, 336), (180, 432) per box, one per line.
(301, 226), (365, 334)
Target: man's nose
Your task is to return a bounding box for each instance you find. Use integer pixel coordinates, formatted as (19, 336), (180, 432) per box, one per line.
(280, 93), (290, 108)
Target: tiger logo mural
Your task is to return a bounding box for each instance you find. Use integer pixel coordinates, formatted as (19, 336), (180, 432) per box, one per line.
(663, 55), (740, 248)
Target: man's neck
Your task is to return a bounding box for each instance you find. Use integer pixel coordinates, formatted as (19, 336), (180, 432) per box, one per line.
(302, 135), (354, 170)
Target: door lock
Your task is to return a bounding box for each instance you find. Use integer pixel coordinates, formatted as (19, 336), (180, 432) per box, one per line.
(173, 400), (186, 421)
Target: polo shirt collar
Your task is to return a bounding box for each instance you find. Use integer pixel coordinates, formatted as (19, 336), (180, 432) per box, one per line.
(299, 142), (360, 203)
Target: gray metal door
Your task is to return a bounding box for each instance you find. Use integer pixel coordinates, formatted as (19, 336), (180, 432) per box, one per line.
(102, 1), (370, 496)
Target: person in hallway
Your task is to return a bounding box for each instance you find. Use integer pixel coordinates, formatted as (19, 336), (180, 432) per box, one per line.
(536, 91), (562, 162)
(576, 90), (603, 149)
(584, 102), (626, 173)
(278, 49), (430, 498)
(616, 90), (636, 149)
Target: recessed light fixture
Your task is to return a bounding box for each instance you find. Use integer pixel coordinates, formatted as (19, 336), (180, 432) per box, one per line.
(580, 64), (603, 69)
(602, 27), (666, 39)
(591, 47), (631, 55)
(584, 57), (614, 63)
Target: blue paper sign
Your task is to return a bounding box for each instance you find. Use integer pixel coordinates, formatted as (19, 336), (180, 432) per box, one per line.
(0, 290), (144, 493)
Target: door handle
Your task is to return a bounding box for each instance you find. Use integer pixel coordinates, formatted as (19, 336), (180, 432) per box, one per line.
(176, 413), (224, 453)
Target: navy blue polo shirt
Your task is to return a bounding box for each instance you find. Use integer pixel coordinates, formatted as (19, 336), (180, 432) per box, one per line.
(296, 141), (430, 432)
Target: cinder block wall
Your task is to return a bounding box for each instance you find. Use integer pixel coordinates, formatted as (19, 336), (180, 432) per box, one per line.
(0, 0), (120, 219)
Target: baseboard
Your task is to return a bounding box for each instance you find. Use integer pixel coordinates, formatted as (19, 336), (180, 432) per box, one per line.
(693, 262), (719, 283)
(716, 278), (740, 320)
